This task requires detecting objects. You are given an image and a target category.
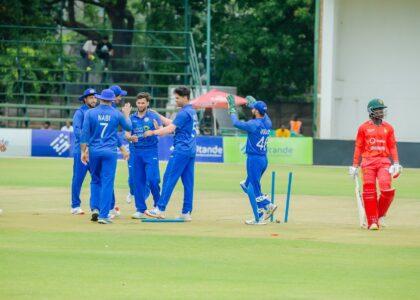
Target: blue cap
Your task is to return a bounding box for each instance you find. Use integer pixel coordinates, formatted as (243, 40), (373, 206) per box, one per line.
(96, 89), (116, 101)
(79, 88), (97, 101)
(109, 85), (127, 97)
(250, 100), (267, 115)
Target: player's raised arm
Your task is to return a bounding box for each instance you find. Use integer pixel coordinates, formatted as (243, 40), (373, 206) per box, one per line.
(227, 94), (257, 133)
(119, 102), (132, 131)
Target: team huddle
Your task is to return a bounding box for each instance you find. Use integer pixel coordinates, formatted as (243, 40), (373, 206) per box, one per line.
(70, 85), (402, 228)
(70, 84), (279, 225)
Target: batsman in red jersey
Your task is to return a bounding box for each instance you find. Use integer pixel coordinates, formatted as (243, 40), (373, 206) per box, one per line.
(349, 99), (402, 230)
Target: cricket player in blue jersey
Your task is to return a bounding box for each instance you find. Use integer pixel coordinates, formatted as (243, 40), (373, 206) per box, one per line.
(144, 86), (198, 221)
(108, 84), (128, 217)
(125, 92), (162, 219)
(70, 88), (97, 215)
(81, 89), (132, 224)
(227, 95), (277, 224)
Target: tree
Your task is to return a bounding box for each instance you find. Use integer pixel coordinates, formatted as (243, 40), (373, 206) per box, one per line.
(209, 0), (314, 101)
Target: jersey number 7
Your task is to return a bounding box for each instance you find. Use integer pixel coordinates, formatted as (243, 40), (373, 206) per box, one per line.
(100, 122), (109, 138)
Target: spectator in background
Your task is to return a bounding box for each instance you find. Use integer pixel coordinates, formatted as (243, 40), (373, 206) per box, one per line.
(199, 108), (218, 135)
(41, 121), (52, 130)
(275, 125), (291, 138)
(80, 39), (98, 73)
(96, 36), (114, 71)
(61, 120), (74, 132)
(289, 115), (302, 136)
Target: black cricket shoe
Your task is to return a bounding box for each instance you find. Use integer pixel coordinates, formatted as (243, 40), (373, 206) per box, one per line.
(91, 210), (99, 222)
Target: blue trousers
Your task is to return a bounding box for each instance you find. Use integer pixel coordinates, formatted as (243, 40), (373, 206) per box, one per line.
(245, 154), (270, 209)
(157, 152), (195, 214)
(132, 148), (160, 213)
(127, 154), (135, 196)
(71, 152), (89, 208)
(89, 152), (118, 219)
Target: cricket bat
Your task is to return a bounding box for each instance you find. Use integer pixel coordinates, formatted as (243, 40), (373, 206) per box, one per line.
(354, 173), (366, 228)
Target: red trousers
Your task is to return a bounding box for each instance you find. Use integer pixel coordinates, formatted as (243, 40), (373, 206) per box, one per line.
(361, 157), (391, 191)
(361, 157), (395, 227)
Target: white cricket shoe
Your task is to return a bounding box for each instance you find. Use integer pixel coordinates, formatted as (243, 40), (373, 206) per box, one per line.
(378, 217), (387, 228)
(263, 203), (278, 220)
(98, 218), (113, 224)
(178, 212), (192, 222)
(71, 207), (85, 215)
(145, 207), (165, 219)
(368, 223), (379, 231)
(126, 193), (134, 204)
(131, 212), (147, 219)
(245, 218), (267, 225)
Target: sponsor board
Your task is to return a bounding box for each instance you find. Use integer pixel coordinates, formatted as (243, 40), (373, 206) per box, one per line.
(32, 130), (72, 157)
(223, 137), (313, 164)
(0, 128), (32, 157)
(195, 136), (223, 163)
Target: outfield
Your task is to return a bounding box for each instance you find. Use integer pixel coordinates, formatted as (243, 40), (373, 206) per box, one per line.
(1, 158), (420, 299)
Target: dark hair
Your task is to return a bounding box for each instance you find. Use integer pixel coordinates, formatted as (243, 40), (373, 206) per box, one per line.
(136, 92), (151, 102)
(45, 121), (51, 126)
(102, 35), (109, 40)
(174, 86), (190, 99)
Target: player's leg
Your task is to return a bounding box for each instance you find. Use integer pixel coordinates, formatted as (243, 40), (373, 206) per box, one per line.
(132, 153), (148, 215)
(144, 149), (161, 208)
(126, 154), (135, 203)
(98, 153), (117, 223)
(180, 156), (195, 219)
(88, 153), (102, 221)
(361, 166), (379, 229)
(377, 161), (394, 225)
(147, 153), (187, 217)
(71, 152), (89, 213)
(247, 155), (270, 215)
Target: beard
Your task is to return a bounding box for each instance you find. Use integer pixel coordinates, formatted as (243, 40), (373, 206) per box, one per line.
(138, 108), (146, 113)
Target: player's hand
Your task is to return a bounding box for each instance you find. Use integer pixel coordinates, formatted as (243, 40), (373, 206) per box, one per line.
(226, 94), (237, 114)
(130, 135), (138, 143)
(389, 163), (402, 178)
(245, 95), (257, 107)
(81, 150), (89, 165)
(143, 130), (154, 137)
(348, 166), (358, 178)
(122, 102), (132, 117)
(121, 149), (129, 161)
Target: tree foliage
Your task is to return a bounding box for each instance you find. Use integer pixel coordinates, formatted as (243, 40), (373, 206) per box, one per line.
(0, 0), (314, 102)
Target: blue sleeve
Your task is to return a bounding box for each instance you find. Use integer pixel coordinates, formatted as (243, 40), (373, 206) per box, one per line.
(230, 114), (257, 133)
(173, 111), (187, 128)
(117, 134), (123, 147)
(72, 110), (84, 140)
(119, 112), (132, 132)
(153, 112), (162, 126)
(80, 111), (91, 144)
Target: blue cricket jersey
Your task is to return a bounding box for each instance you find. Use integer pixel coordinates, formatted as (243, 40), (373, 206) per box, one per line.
(172, 104), (198, 157)
(231, 114), (272, 156)
(130, 110), (162, 150)
(72, 104), (89, 154)
(81, 104), (132, 154)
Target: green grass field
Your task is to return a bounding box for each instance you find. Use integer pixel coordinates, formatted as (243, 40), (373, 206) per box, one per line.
(1, 158), (420, 299)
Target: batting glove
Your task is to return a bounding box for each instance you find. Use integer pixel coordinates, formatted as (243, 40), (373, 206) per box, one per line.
(348, 166), (358, 178)
(389, 163), (402, 178)
(226, 94), (237, 114)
